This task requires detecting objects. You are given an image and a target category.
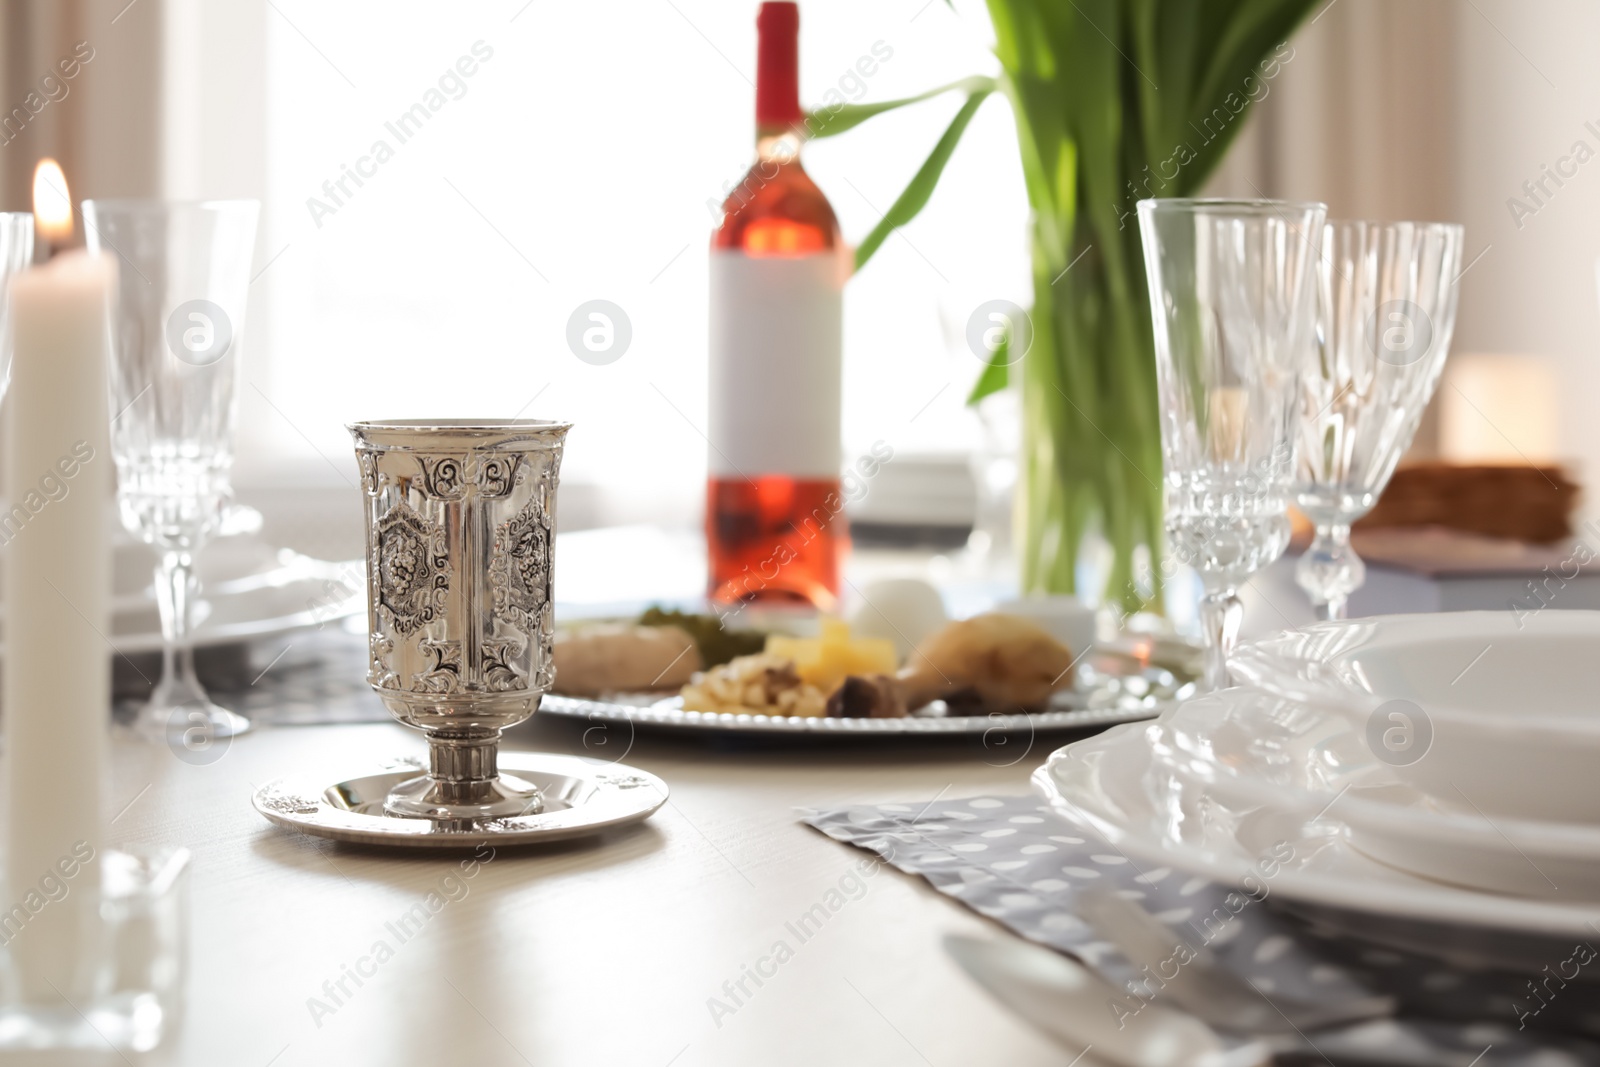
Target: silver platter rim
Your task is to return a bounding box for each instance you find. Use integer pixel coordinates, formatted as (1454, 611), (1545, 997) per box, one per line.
(252, 752), (667, 849)
(538, 645), (1198, 737)
(539, 696), (1163, 737)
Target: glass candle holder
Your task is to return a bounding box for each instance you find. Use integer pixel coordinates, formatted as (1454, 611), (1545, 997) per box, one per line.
(0, 846), (190, 1053)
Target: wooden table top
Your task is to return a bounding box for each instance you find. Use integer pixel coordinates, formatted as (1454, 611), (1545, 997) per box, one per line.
(86, 712), (1078, 1067)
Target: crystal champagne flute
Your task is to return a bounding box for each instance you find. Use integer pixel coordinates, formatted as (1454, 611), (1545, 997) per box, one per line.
(1138, 198), (1327, 690)
(0, 213), (34, 397)
(83, 199), (260, 741)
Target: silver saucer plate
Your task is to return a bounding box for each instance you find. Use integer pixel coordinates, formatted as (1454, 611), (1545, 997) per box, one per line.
(252, 753), (667, 848)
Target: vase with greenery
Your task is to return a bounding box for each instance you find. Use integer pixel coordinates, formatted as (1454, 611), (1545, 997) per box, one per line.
(811, 0), (1322, 612)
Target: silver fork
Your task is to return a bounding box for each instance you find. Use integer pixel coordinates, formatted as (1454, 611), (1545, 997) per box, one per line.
(1076, 886), (1395, 1035)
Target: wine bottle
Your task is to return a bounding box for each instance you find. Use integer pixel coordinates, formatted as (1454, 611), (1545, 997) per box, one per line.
(707, 0), (845, 609)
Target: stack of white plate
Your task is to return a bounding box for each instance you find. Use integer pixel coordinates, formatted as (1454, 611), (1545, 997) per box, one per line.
(0, 511), (365, 656)
(1033, 610), (1600, 971)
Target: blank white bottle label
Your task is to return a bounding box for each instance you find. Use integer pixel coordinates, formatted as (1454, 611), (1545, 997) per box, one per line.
(708, 250), (842, 479)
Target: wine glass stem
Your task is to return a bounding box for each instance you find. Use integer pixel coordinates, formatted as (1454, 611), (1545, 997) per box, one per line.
(153, 549), (202, 700)
(1317, 522), (1351, 621)
(1198, 588), (1242, 692)
(1296, 523), (1364, 622)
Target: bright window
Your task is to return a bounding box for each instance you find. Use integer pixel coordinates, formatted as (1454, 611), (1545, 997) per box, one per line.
(245, 0), (1029, 526)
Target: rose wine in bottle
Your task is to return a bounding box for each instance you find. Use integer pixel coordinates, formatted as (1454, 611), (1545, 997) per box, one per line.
(707, 0), (845, 609)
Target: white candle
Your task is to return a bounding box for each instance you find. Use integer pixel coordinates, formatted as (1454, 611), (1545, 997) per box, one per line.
(3, 247), (114, 1001)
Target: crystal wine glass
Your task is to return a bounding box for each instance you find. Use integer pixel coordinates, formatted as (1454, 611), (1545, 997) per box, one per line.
(1293, 220), (1463, 619)
(0, 213), (34, 398)
(83, 199), (260, 741)
(0, 213), (34, 648)
(1137, 198), (1327, 691)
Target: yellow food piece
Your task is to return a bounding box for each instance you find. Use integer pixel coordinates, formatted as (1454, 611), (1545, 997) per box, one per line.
(765, 618), (898, 694)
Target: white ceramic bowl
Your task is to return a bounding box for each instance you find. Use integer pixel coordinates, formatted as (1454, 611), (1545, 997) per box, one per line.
(1230, 611), (1600, 823)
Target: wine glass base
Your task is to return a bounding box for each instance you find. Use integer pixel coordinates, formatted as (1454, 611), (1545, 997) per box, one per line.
(131, 699), (252, 744)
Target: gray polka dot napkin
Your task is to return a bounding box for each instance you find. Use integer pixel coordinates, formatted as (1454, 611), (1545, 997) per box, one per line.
(804, 795), (1600, 1065)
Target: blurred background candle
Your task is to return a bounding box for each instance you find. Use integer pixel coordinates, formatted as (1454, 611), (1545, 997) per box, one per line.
(2, 160), (113, 1000)
(1439, 352), (1561, 465)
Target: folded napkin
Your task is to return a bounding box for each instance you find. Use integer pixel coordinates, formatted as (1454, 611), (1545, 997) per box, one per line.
(805, 796), (1600, 1065)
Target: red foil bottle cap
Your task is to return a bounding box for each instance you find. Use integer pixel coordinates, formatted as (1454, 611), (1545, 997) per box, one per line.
(755, 2), (802, 130)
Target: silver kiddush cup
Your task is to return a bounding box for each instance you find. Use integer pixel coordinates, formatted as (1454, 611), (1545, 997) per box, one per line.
(349, 419), (570, 821)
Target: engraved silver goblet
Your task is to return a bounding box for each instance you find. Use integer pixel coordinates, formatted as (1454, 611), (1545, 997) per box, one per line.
(349, 419), (570, 821)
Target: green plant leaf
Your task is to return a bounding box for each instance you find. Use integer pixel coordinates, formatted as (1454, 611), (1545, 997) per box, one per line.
(853, 82), (996, 272)
(805, 75), (995, 140)
(966, 331), (1011, 406)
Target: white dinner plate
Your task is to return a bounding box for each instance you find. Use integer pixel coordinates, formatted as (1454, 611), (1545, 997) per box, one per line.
(1033, 722), (1600, 961)
(0, 535), (365, 655)
(113, 549), (366, 654)
(1231, 611), (1600, 823)
(1146, 686), (1600, 900)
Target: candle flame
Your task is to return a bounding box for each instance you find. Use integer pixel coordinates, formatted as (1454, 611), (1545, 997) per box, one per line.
(32, 159), (72, 244)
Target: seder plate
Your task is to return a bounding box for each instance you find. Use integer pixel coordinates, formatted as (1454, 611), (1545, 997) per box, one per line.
(539, 647), (1199, 738)
(252, 753), (667, 849)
